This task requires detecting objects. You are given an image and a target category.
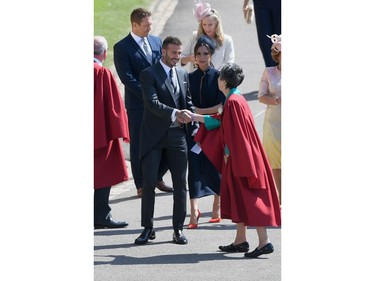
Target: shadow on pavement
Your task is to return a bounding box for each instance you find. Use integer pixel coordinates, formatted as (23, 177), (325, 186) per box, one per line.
(109, 191), (172, 204)
(94, 223), (239, 239)
(242, 90), (258, 101)
(94, 251), (268, 266)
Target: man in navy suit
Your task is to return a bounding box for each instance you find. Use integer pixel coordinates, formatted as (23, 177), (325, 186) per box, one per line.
(114, 8), (173, 197)
(134, 36), (197, 245)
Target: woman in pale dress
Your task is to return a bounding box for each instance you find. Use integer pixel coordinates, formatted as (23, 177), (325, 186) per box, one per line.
(181, 1), (235, 72)
(258, 34), (282, 204)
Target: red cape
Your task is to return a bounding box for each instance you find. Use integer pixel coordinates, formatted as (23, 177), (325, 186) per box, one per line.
(194, 113), (223, 172)
(196, 94), (281, 226)
(94, 63), (130, 189)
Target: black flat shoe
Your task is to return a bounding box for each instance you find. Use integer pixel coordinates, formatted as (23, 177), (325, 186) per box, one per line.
(134, 228), (156, 245)
(244, 243), (274, 258)
(219, 241), (249, 253)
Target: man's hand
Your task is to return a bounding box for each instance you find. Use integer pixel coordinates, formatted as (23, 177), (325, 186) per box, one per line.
(176, 109), (192, 123)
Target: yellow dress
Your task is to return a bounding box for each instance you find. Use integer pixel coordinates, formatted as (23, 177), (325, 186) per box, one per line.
(258, 66), (281, 169)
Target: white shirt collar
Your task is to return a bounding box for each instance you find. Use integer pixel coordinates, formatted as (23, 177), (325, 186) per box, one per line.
(160, 59), (175, 76)
(131, 31), (146, 45)
(93, 57), (102, 65)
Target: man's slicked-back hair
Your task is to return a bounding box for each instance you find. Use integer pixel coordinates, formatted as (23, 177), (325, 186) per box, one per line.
(130, 8), (151, 25)
(162, 36), (182, 50)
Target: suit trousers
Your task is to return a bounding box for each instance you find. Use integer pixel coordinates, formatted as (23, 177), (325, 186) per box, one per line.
(141, 127), (188, 230)
(94, 186), (111, 223)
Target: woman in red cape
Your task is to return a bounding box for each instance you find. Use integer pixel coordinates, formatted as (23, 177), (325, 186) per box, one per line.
(191, 63), (281, 258)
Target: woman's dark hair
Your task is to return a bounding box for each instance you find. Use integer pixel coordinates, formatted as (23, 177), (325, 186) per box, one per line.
(219, 63), (244, 89)
(194, 35), (216, 56)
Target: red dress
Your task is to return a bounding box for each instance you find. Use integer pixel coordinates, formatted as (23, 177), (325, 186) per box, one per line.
(94, 62), (130, 189)
(195, 92), (281, 226)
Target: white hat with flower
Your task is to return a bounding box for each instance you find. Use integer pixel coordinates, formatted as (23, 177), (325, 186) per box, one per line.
(193, 0), (213, 22)
(267, 34), (282, 52)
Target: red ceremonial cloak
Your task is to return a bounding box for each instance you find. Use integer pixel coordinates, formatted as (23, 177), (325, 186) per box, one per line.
(94, 62), (130, 189)
(195, 93), (281, 227)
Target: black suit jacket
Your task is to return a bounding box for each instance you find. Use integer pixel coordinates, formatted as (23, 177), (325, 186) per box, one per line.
(139, 62), (197, 160)
(114, 33), (162, 110)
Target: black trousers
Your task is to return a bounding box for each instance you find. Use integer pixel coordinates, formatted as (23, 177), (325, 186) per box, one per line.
(253, 0), (282, 67)
(94, 186), (111, 223)
(141, 127), (188, 230)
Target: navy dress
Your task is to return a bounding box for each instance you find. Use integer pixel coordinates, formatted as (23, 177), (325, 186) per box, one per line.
(188, 66), (225, 199)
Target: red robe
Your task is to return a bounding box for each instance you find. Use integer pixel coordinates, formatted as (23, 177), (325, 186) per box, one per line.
(94, 62), (130, 189)
(194, 114), (223, 172)
(195, 94), (281, 226)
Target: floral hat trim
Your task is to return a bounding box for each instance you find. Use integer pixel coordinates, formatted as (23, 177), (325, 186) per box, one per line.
(267, 34), (282, 52)
(193, 0), (213, 22)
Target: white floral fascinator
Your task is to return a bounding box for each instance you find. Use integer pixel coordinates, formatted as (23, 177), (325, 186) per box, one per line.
(267, 34), (282, 52)
(193, 0), (212, 22)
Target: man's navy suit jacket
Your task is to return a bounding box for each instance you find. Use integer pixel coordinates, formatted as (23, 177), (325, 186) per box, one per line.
(114, 33), (162, 110)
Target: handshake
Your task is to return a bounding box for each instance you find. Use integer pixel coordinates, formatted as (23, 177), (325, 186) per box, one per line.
(176, 109), (194, 124)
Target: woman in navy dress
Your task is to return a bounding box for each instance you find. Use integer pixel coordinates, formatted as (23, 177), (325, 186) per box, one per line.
(187, 36), (225, 228)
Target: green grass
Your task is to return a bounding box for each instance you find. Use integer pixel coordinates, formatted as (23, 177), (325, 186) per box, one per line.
(94, 0), (152, 68)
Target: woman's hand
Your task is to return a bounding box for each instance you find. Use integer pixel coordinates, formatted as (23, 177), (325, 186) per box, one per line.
(224, 154), (229, 165)
(187, 54), (195, 64)
(243, 0), (250, 18)
(181, 54), (195, 66)
(275, 96), (281, 105)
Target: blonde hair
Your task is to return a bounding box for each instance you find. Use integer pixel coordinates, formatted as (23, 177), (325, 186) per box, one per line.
(197, 9), (224, 47)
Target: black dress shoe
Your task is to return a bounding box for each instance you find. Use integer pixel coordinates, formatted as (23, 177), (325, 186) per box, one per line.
(134, 228), (156, 245)
(244, 243), (274, 258)
(94, 216), (129, 229)
(219, 241), (249, 252)
(173, 230), (188, 244)
(156, 181), (174, 193)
